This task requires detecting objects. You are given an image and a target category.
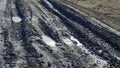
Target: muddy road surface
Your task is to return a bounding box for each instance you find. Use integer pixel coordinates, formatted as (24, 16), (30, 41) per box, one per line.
(0, 0), (120, 68)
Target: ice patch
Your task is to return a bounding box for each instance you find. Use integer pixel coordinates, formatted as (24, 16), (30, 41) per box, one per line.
(62, 37), (73, 45)
(62, 36), (83, 46)
(12, 16), (22, 23)
(70, 36), (83, 46)
(44, 0), (54, 9)
(114, 55), (120, 60)
(42, 35), (56, 47)
(43, 0), (59, 12)
(98, 50), (103, 53)
(70, 36), (108, 67)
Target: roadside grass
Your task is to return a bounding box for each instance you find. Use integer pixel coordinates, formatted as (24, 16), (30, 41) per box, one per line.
(66, 0), (120, 18)
(62, 0), (120, 30)
(26, 22), (36, 31)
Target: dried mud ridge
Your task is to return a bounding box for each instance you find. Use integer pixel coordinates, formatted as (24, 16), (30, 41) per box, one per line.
(0, 0), (120, 68)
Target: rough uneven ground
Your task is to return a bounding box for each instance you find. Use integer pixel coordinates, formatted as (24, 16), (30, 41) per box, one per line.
(0, 0), (120, 68)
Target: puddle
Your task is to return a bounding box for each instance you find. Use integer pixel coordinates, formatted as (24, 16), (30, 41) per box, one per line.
(12, 16), (22, 23)
(42, 35), (56, 47)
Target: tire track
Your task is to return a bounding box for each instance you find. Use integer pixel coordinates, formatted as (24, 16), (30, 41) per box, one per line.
(1, 0), (120, 67)
(3, 29), (17, 68)
(25, 0), (109, 68)
(41, 0), (120, 67)
(15, 0), (46, 67)
(47, 0), (120, 53)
